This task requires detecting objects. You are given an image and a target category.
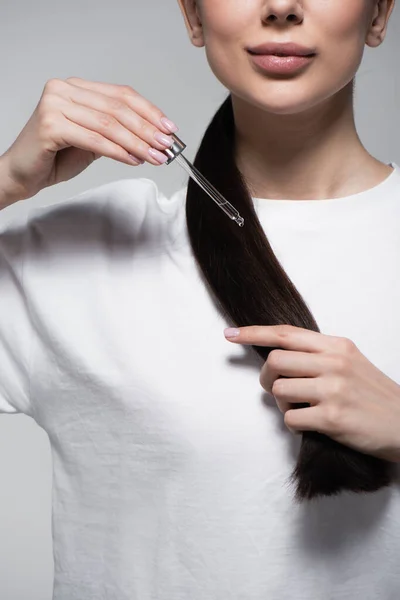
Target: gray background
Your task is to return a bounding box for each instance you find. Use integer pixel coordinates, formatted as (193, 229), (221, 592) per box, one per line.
(0, 1), (399, 598)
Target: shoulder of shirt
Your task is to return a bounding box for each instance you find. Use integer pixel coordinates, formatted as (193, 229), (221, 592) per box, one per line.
(29, 176), (186, 223)
(1, 177), (188, 254)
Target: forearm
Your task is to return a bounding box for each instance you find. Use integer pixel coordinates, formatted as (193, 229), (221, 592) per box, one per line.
(0, 153), (27, 210)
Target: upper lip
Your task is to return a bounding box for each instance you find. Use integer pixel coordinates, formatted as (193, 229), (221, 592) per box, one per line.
(248, 42), (316, 56)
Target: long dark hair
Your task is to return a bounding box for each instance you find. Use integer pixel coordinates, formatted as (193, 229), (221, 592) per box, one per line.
(185, 93), (396, 502)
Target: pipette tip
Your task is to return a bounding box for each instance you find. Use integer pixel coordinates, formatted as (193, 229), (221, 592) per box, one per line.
(235, 216), (245, 227)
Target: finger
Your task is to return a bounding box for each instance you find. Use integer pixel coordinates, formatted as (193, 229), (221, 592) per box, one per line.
(271, 377), (320, 415)
(271, 388), (292, 416)
(228, 324), (328, 353)
(59, 101), (167, 166)
(284, 405), (324, 434)
(260, 349), (325, 393)
(61, 81), (175, 158)
(65, 77), (177, 135)
(51, 116), (145, 167)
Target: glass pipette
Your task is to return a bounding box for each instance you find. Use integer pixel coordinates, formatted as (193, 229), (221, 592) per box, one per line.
(162, 134), (245, 227)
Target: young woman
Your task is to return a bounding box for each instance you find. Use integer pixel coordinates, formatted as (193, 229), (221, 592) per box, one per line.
(0, 0), (399, 598)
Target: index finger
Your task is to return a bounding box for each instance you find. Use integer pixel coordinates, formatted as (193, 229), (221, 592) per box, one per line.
(226, 324), (327, 353)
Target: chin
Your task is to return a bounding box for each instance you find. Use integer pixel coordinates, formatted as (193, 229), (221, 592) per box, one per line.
(244, 89), (317, 116)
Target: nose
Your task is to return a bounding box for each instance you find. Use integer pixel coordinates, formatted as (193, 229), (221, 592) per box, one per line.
(262, 0), (303, 25)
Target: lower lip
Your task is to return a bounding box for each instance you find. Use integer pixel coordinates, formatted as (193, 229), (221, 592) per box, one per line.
(249, 53), (315, 75)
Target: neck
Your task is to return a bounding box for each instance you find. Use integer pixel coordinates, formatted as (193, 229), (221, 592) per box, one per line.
(232, 81), (390, 201)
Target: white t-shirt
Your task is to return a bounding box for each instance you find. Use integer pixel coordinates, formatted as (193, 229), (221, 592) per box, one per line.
(1, 163), (400, 599)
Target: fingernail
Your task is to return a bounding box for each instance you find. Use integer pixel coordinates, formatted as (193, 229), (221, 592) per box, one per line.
(148, 147), (168, 164)
(154, 132), (175, 147)
(224, 328), (240, 338)
(160, 117), (179, 133)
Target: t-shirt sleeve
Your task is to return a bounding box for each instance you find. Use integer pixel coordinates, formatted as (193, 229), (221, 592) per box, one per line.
(0, 207), (33, 416)
(0, 176), (184, 416)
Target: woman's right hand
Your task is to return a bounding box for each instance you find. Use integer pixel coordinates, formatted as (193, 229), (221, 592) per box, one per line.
(1, 77), (179, 202)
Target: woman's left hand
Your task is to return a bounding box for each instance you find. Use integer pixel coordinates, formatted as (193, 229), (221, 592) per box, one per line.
(224, 324), (400, 463)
